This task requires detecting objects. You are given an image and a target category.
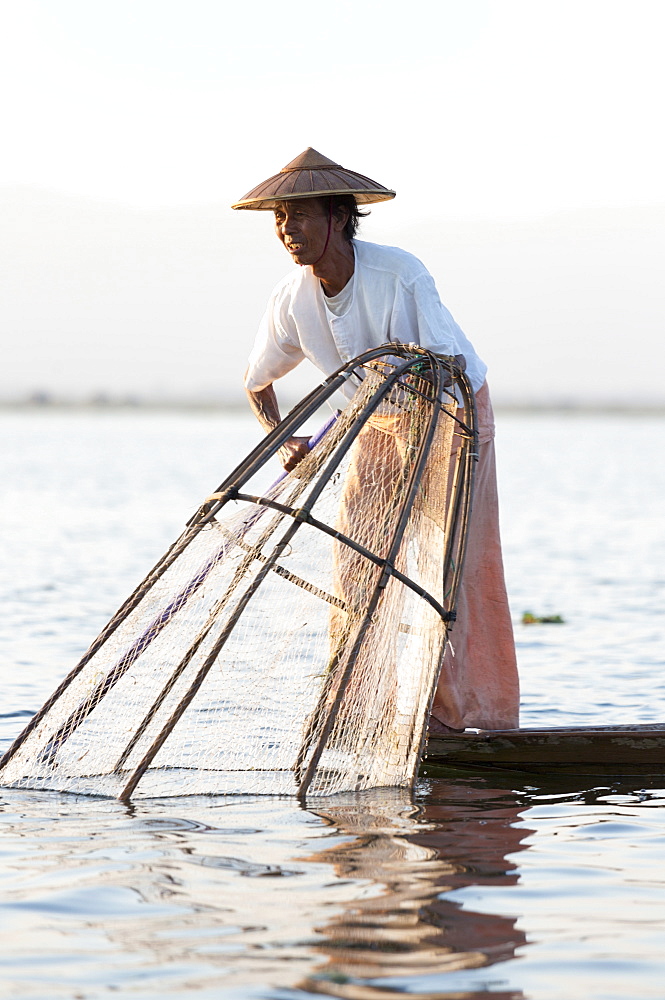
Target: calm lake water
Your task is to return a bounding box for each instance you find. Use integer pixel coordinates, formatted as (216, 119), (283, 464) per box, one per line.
(1, 409), (665, 999)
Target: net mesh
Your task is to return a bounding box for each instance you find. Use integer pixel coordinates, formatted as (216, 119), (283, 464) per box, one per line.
(0, 347), (475, 800)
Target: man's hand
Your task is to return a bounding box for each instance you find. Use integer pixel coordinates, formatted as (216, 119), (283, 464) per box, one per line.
(278, 436), (311, 471)
(442, 354), (466, 387)
(407, 354), (467, 391)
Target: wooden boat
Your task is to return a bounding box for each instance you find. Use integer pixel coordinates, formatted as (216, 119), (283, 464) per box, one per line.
(424, 724), (665, 778)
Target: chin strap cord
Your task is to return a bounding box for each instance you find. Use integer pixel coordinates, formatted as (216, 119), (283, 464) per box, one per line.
(311, 196), (333, 266)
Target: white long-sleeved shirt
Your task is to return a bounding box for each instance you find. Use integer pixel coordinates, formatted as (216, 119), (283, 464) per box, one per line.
(245, 239), (487, 396)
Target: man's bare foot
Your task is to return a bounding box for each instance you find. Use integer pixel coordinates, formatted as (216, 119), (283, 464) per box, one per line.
(427, 717), (466, 736)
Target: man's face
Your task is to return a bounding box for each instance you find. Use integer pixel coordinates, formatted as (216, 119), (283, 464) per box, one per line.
(273, 199), (332, 266)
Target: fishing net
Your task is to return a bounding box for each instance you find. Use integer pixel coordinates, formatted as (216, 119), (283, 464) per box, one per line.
(0, 346), (476, 800)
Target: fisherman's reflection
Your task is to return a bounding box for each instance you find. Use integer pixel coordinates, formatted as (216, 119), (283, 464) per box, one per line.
(300, 781), (531, 997)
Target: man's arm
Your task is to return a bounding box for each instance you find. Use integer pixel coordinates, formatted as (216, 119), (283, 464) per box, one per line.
(245, 377), (310, 472)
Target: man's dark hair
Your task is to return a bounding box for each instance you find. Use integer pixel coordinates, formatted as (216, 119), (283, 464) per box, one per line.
(329, 194), (369, 241)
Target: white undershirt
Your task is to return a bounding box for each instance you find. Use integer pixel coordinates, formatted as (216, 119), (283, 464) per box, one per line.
(322, 273), (354, 317)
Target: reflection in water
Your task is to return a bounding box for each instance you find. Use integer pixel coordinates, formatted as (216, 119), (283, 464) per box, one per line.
(299, 781), (531, 998)
(0, 780), (532, 998)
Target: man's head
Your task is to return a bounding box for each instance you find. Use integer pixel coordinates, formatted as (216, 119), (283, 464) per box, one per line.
(273, 195), (368, 266)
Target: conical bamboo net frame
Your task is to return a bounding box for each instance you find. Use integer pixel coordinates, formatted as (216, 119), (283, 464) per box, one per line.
(0, 346), (476, 801)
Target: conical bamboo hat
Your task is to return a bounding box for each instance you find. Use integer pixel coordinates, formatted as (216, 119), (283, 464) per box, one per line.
(231, 147), (396, 210)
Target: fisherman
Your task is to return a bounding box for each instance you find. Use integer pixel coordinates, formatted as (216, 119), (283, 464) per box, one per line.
(232, 148), (519, 733)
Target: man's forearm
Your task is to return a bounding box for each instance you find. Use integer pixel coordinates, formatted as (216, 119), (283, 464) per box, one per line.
(245, 381), (282, 435)
(244, 377), (311, 472)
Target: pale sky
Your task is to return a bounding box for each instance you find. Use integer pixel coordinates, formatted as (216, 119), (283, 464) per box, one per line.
(1, 0), (664, 403)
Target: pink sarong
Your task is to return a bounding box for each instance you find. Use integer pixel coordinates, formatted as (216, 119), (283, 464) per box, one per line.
(430, 382), (519, 730)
